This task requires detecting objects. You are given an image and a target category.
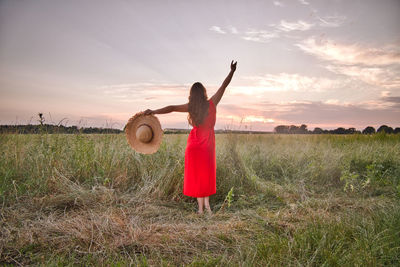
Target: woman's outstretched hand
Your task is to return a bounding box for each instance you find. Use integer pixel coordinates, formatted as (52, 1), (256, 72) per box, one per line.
(143, 109), (154, 115)
(230, 60), (237, 72)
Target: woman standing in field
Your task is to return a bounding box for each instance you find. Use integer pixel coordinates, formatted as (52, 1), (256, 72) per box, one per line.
(143, 60), (237, 214)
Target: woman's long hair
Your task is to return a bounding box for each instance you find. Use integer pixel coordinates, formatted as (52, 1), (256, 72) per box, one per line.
(188, 82), (209, 126)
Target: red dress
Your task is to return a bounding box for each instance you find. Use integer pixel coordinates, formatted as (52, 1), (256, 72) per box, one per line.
(183, 99), (216, 197)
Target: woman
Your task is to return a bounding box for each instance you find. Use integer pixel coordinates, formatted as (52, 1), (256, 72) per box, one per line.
(144, 60), (237, 214)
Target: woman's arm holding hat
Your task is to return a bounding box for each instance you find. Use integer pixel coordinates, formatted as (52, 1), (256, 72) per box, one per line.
(144, 103), (188, 115)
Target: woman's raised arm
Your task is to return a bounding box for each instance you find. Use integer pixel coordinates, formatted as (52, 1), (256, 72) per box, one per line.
(143, 103), (188, 115)
(211, 60), (237, 106)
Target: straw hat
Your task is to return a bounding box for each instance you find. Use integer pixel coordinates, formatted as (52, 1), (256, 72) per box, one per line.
(125, 113), (163, 154)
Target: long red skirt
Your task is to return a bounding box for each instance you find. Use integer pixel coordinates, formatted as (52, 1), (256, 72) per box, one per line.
(183, 99), (216, 197)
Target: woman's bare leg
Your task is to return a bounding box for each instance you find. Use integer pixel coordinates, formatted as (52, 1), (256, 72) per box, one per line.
(204, 196), (212, 214)
(197, 197), (204, 214)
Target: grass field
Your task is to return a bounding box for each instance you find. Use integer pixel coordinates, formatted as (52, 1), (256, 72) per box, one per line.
(1, 133), (400, 266)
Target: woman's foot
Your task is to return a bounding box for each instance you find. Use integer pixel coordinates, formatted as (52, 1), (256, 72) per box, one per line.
(205, 206), (212, 215)
(197, 197), (205, 215)
(204, 197), (212, 215)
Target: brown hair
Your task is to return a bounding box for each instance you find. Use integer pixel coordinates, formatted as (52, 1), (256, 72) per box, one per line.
(188, 82), (209, 126)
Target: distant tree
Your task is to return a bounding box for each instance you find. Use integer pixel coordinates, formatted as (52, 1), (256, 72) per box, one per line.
(281, 124), (309, 134)
(332, 127), (346, 134)
(289, 125), (299, 134)
(377, 125), (394, 134)
(394, 127), (400, 134)
(300, 124), (308, 134)
(362, 126), (375, 134)
(313, 127), (324, 134)
(274, 125), (289, 134)
(346, 128), (358, 134)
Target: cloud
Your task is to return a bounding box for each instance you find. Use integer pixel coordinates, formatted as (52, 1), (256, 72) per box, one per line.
(274, 100), (400, 128)
(381, 91), (391, 97)
(215, 105), (280, 130)
(296, 38), (400, 91)
(324, 99), (340, 105)
(273, 1), (284, 7)
(209, 26), (226, 34)
(241, 29), (278, 43)
(298, 0), (309, 5)
(229, 26), (238, 34)
(219, 98), (400, 130)
(100, 82), (190, 102)
(326, 65), (400, 89)
(296, 37), (400, 65)
(232, 73), (341, 94)
(209, 26), (278, 43)
(209, 19), (315, 45)
(276, 20), (314, 32)
(317, 15), (346, 28)
(381, 96), (400, 108)
(98, 80), (400, 131)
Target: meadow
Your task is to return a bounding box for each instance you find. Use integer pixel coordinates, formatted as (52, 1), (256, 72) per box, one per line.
(1, 133), (399, 266)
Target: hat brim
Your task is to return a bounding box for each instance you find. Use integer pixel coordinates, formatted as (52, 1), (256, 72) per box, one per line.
(125, 113), (163, 154)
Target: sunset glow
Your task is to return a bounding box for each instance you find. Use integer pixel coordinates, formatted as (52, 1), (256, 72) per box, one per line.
(0, 0), (399, 131)
(243, 116), (275, 124)
(224, 115), (275, 124)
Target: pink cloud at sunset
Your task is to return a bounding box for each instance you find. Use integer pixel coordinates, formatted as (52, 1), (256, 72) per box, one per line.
(296, 38), (400, 66)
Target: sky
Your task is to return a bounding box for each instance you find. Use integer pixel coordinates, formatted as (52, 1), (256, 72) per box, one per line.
(0, 0), (399, 131)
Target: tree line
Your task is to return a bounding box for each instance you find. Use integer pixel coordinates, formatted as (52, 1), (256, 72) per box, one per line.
(2, 124), (399, 135)
(0, 113), (122, 134)
(2, 114), (399, 135)
(0, 124), (122, 134)
(274, 124), (400, 134)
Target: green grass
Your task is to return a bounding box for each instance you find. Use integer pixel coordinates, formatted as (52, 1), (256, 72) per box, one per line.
(1, 133), (399, 265)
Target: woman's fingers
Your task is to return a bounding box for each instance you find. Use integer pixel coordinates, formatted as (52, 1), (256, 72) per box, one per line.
(143, 109), (153, 115)
(231, 60), (237, 71)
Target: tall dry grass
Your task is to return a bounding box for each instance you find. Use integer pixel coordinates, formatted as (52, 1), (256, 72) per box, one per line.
(0, 133), (399, 265)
